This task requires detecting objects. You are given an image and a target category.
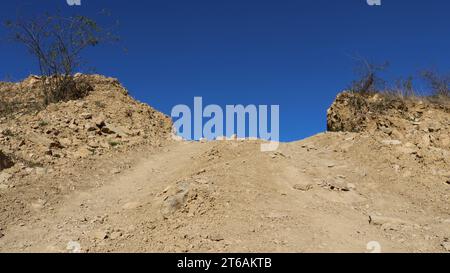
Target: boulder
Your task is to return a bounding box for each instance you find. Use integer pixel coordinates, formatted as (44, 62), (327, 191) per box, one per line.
(160, 182), (190, 218)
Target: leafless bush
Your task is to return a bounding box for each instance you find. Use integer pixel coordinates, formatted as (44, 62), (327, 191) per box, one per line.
(349, 56), (389, 94)
(42, 75), (93, 105)
(388, 76), (416, 98)
(421, 70), (450, 98)
(347, 56), (449, 108)
(4, 13), (117, 105)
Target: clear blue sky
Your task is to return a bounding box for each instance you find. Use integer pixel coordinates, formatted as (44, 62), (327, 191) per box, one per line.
(1, 0), (449, 141)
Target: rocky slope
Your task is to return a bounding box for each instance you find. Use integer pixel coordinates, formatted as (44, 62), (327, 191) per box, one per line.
(328, 92), (450, 175)
(0, 74), (172, 172)
(0, 80), (449, 253)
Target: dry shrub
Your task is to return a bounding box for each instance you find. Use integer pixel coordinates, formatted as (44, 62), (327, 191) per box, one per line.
(42, 76), (93, 105)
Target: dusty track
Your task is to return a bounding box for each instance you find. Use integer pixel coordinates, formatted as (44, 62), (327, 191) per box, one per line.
(1, 133), (449, 253)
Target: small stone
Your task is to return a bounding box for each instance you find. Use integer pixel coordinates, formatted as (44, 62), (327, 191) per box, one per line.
(35, 167), (47, 176)
(93, 116), (106, 128)
(110, 231), (122, 240)
(68, 124), (79, 132)
(326, 179), (349, 192)
(76, 101), (86, 108)
(208, 233), (224, 242)
(49, 141), (64, 149)
(72, 147), (91, 159)
(442, 242), (450, 252)
(111, 168), (121, 175)
(87, 141), (99, 149)
(381, 140), (402, 146)
(428, 123), (441, 132)
(293, 182), (313, 192)
(369, 215), (409, 231)
(160, 187), (189, 217)
(31, 199), (47, 210)
(80, 113), (93, 119)
(94, 230), (109, 240)
(85, 123), (97, 132)
(101, 124), (127, 136)
(380, 127), (393, 135)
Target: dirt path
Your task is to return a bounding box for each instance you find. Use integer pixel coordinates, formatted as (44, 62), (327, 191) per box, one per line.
(0, 135), (449, 253)
(0, 141), (210, 252)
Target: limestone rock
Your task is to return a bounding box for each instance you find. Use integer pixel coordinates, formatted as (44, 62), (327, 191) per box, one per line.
(293, 182), (314, 192)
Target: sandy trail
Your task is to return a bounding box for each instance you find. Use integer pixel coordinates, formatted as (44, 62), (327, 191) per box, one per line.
(1, 135), (448, 253)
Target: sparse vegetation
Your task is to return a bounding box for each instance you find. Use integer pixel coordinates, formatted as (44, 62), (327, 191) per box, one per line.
(0, 96), (42, 118)
(4, 13), (117, 105)
(348, 57), (449, 106)
(109, 140), (122, 147)
(94, 100), (107, 109)
(421, 70), (450, 98)
(388, 76), (416, 99)
(0, 98), (19, 117)
(38, 120), (49, 127)
(349, 56), (389, 94)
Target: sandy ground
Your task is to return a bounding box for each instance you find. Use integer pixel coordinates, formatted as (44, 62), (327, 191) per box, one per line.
(1, 132), (449, 253)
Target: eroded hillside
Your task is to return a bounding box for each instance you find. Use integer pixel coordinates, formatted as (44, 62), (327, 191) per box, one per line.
(0, 79), (449, 253)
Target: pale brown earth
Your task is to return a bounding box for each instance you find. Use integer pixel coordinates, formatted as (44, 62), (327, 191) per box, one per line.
(0, 76), (449, 253)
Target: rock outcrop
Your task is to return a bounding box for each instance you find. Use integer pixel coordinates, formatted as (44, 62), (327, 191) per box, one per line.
(327, 91), (450, 173)
(0, 74), (173, 168)
(0, 84), (449, 253)
(328, 91), (450, 150)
